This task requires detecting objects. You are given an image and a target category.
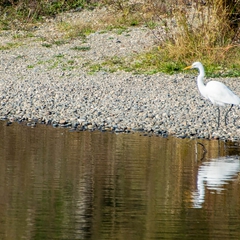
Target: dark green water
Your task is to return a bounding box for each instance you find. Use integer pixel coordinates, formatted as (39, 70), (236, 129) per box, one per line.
(0, 121), (240, 240)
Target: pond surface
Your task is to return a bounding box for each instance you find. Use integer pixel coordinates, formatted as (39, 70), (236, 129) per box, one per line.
(0, 121), (240, 240)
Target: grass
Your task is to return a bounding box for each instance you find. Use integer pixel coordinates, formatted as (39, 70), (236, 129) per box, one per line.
(12, 32), (35, 39)
(88, 63), (104, 74)
(42, 43), (52, 48)
(27, 65), (34, 69)
(0, 0), (239, 76)
(55, 7), (142, 40)
(87, 52), (185, 75)
(60, 0), (240, 76)
(71, 46), (91, 51)
(29, 55), (78, 71)
(0, 42), (22, 50)
(87, 45), (240, 77)
(0, 0), (96, 29)
(91, 0), (240, 77)
(153, 0), (240, 75)
(57, 21), (95, 39)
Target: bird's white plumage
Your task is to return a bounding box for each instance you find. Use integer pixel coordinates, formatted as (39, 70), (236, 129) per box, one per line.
(184, 61), (240, 127)
(205, 81), (240, 106)
(186, 61), (240, 106)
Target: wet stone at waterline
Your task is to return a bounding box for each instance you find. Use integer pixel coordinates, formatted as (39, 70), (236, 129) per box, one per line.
(1, 62), (240, 141)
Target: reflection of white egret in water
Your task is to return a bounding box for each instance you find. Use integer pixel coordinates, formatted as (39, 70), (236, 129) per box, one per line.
(192, 156), (240, 208)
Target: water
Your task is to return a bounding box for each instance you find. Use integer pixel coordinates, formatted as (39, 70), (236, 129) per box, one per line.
(0, 121), (240, 240)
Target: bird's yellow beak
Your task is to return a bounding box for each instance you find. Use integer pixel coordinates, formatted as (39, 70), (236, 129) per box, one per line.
(183, 65), (192, 70)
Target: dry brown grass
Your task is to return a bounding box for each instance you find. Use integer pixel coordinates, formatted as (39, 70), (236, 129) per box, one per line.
(56, 7), (143, 40)
(0, 0), (239, 75)
(142, 0), (240, 70)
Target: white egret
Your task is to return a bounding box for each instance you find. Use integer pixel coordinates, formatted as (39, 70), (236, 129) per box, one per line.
(184, 62), (240, 128)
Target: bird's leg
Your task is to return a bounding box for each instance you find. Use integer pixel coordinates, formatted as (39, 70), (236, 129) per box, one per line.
(217, 107), (220, 129)
(225, 104), (233, 126)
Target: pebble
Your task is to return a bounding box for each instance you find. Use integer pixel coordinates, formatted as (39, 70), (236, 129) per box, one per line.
(0, 18), (240, 142)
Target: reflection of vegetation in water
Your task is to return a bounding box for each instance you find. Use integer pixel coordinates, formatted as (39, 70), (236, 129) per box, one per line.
(0, 123), (239, 239)
(33, 190), (65, 240)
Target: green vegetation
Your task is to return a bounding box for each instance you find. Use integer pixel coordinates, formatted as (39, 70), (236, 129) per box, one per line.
(28, 54), (78, 71)
(71, 46), (91, 51)
(0, 0), (96, 26)
(0, 42), (22, 50)
(99, 0), (240, 76)
(57, 20), (95, 39)
(155, 0), (240, 76)
(0, 0), (239, 76)
(87, 52), (185, 75)
(27, 64), (34, 69)
(42, 43), (52, 48)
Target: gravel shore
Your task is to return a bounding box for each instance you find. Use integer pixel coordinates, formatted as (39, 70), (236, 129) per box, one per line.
(0, 9), (240, 141)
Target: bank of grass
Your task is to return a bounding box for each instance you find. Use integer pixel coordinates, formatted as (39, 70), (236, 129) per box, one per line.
(0, 0), (239, 76)
(55, 2), (143, 40)
(93, 48), (240, 77)
(0, 0), (95, 26)
(97, 0), (240, 76)
(158, 0), (240, 76)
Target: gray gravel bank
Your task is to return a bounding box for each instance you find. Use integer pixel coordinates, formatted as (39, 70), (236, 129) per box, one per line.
(0, 18), (240, 141)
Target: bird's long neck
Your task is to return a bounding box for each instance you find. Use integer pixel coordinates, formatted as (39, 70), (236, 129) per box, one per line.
(197, 64), (207, 98)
